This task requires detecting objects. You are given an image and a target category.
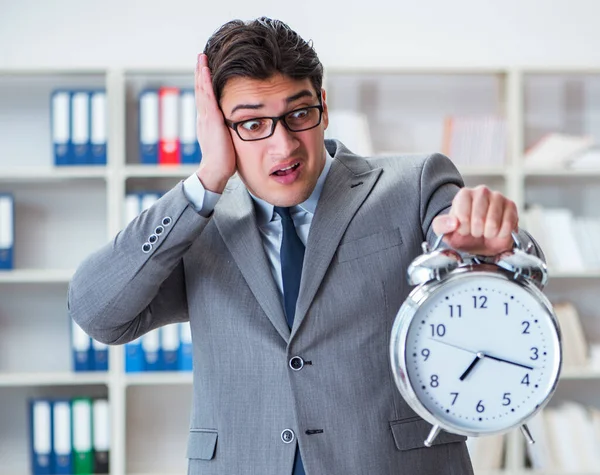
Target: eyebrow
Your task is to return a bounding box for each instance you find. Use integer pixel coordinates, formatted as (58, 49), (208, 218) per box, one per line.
(230, 89), (315, 115)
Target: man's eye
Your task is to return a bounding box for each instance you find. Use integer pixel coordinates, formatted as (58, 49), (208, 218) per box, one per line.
(240, 119), (265, 131)
(289, 109), (308, 120)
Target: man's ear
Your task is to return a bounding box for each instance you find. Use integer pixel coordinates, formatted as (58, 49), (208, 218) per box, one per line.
(321, 88), (328, 130)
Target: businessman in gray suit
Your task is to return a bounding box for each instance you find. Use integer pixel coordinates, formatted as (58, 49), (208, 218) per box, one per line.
(69, 17), (542, 475)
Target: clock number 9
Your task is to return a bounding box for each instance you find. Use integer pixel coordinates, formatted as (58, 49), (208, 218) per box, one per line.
(476, 400), (485, 413)
(430, 324), (446, 337)
(421, 349), (430, 361)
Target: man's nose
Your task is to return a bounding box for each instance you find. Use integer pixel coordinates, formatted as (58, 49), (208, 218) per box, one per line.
(268, 119), (300, 156)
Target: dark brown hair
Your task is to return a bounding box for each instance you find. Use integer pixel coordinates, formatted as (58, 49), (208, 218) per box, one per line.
(203, 17), (324, 104)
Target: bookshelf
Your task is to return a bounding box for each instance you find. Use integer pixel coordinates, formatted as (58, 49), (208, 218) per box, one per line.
(2, 66), (600, 474)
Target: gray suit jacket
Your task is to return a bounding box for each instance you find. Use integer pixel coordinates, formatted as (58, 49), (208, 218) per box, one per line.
(69, 140), (536, 474)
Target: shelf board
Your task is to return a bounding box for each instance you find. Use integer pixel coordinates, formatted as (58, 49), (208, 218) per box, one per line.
(560, 367), (600, 380)
(524, 168), (600, 177)
(458, 166), (509, 177)
(548, 270), (600, 279)
(0, 166), (108, 181)
(0, 371), (109, 387)
(124, 165), (197, 178)
(0, 269), (74, 284)
(125, 372), (193, 386)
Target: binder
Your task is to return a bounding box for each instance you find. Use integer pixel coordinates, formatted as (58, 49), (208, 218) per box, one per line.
(142, 329), (161, 371)
(92, 338), (109, 371)
(161, 324), (180, 371)
(125, 337), (144, 373)
(158, 86), (180, 165)
(124, 193), (141, 227)
(71, 319), (92, 371)
(30, 399), (53, 475)
(53, 400), (73, 474)
(92, 399), (110, 474)
(90, 90), (107, 165)
(179, 322), (193, 371)
(51, 90), (71, 166)
(72, 398), (94, 474)
(179, 89), (201, 164)
(0, 194), (14, 270)
(139, 89), (159, 164)
(140, 192), (161, 212)
(71, 91), (91, 165)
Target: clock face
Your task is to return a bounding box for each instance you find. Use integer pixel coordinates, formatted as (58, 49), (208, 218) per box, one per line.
(401, 273), (560, 435)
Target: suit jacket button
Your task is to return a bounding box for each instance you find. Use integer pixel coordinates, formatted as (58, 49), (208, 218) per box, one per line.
(142, 243), (152, 253)
(148, 233), (158, 244)
(281, 429), (295, 444)
(162, 216), (172, 226)
(154, 225), (164, 235)
(289, 356), (304, 371)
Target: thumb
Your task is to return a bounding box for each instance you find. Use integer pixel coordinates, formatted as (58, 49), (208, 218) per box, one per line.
(432, 215), (459, 235)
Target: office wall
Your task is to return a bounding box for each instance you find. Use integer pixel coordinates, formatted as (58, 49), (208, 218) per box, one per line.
(1, 0), (600, 69)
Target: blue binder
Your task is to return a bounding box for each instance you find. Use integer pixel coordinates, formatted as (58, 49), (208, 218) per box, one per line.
(71, 90), (91, 165)
(50, 90), (71, 166)
(139, 89), (159, 164)
(0, 194), (14, 270)
(125, 338), (144, 373)
(180, 89), (201, 164)
(142, 329), (161, 371)
(160, 325), (180, 371)
(178, 322), (193, 371)
(30, 399), (54, 475)
(52, 400), (73, 474)
(92, 338), (109, 371)
(90, 90), (107, 166)
(71, 319), (92, 371)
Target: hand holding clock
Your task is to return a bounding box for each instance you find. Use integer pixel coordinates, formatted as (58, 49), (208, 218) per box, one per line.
(431, 185), (518, 256)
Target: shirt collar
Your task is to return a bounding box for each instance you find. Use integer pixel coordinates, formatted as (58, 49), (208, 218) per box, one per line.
(251, 147), (333, 226)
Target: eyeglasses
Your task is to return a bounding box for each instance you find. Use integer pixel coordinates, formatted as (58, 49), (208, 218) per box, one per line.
(225, 104), (324, 141)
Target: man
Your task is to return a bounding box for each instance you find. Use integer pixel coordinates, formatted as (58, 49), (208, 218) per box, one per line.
(69, 17), (542, 475)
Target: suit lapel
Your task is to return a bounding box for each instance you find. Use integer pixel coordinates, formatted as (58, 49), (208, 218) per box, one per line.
(291, 153), (383, 339)
(214, 182), (290, 342)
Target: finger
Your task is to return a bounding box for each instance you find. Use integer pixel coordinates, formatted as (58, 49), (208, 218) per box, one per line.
(470, 186), (490, 238)
(432, 214), (459, 236)
(498, 200), (518, 239)
(451, 189), (472, 236)
(483, 191), (504, 239)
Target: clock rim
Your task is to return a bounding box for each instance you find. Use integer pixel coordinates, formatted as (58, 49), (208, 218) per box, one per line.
(389, 266), (563, 438)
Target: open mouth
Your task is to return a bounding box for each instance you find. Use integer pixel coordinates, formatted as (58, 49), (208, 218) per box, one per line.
(271, 162), (300, 177)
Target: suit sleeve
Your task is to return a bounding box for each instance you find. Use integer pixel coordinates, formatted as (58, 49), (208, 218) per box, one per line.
(419, 153), (545, 260)
(68, 181), (211, 345)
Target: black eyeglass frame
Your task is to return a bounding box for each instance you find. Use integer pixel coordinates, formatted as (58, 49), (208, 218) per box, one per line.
(225, 102), (324, 142)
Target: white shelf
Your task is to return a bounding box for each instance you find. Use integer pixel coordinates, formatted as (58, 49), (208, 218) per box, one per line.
(124, 165), (198, 178)
(0, 372), (109, 387)
(2, 65), (600, 475)
(560, 367), (600, 380)
(0, 166), (108, 181)
(125, 372), (193, 386)
(0, 269), (74, 283)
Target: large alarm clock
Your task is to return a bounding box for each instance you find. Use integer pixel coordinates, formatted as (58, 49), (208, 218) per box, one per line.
(390, 233), (562, 447)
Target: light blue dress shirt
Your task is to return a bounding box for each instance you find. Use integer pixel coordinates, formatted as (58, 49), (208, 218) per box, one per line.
(182, 148), (333, 296)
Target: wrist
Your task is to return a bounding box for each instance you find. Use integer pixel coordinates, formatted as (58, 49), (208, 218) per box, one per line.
(196, 164), (230, 194)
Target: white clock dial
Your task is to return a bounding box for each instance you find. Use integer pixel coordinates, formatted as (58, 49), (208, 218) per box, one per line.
(404, 273), (560, 434)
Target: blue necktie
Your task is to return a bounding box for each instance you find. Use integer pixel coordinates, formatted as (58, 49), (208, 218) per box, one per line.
(274, 206), (306, 475)
(274, 206), (305, 328)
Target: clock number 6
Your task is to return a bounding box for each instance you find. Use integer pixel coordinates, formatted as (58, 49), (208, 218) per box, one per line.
(476, 400), (485, 413)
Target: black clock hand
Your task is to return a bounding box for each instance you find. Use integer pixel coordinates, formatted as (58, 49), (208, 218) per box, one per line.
(459, 352), (485, 381)
(484, 354), (534, 370)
